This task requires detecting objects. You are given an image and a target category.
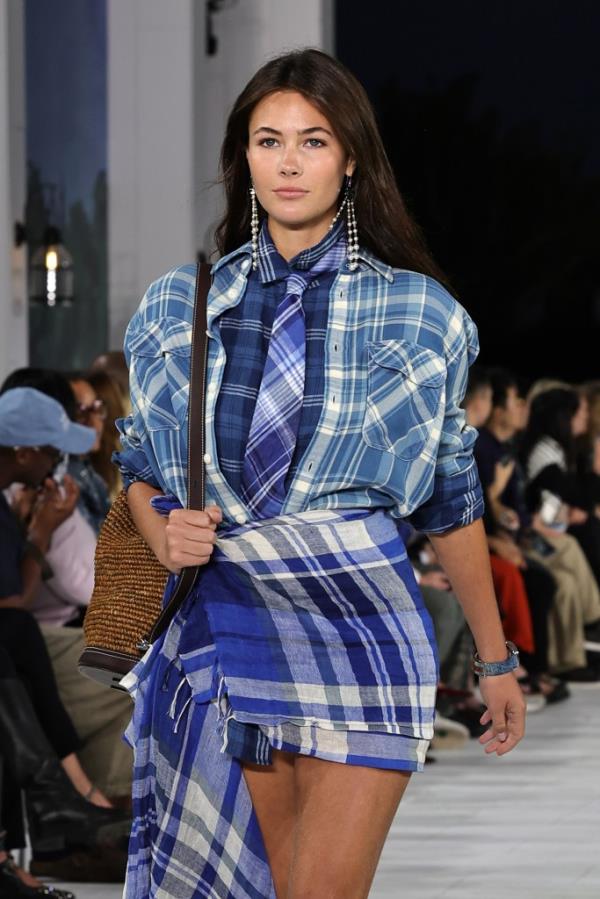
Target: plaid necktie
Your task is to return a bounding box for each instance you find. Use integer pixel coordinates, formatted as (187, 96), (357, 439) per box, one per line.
(240, 234), (346, 518)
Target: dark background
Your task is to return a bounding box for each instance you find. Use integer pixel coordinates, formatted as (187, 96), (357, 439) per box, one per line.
(25, 0), (107, 371)
(336, 0), (600, 383)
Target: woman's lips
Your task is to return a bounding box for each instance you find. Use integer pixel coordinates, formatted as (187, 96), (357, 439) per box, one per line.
(273, 188), (308, 199)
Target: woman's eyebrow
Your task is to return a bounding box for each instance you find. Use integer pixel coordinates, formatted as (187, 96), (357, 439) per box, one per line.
(251, 125), (333, 137)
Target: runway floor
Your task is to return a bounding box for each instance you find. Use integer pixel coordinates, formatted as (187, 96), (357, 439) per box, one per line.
(49, 684), (599, 899)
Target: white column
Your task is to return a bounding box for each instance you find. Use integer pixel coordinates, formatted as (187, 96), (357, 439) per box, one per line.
(108, 0), (331, 349)
(0, 0), (27, 385)
(107, 0), (197, 347)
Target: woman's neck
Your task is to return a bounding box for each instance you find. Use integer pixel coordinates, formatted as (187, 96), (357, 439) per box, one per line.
(267, 215), (333, 262)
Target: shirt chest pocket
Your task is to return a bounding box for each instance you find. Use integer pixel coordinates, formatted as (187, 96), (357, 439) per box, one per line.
(362, 340), (446, 461)
(128, 319), (192, 431)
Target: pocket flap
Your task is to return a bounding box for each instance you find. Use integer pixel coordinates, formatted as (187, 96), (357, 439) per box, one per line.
(367, 339), (446, 387)
(128, 318), (192, 357)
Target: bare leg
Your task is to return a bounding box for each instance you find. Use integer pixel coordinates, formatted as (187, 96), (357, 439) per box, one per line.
(245, 750), (412, 899)
(288, 756), (411, 899)
(242, 749), (297, 898)
(60, 752), (113, 807)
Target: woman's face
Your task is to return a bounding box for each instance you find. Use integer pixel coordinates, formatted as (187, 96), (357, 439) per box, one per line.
(572, 396), (589, 436)
(246, 90), (354, 241)
(70, 379), (104, 452)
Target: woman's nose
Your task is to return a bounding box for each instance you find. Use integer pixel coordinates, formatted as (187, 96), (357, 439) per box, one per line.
(279, 147), (301, 176)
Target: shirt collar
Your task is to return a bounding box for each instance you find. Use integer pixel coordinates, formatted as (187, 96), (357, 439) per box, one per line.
(211, 223), (395, 284)
(256, 217), (346, 284)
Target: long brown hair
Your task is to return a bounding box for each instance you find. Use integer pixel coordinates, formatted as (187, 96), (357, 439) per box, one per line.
(215, 48), (446, 282)
(86, 369), (125, 500)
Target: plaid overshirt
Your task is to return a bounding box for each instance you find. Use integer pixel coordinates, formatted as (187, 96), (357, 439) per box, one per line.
(114, 243), (484, 534)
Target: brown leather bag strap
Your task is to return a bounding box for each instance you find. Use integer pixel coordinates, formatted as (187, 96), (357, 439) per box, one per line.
(148, 261), (211, 644)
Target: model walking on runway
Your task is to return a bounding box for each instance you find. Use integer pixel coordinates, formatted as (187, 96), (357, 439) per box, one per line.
(115, 48), (526, 899)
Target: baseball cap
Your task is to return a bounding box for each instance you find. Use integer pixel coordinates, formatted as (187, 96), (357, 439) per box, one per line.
(0, 387), (96, 454)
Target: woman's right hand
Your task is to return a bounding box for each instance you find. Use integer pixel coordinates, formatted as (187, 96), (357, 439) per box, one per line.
(162, 505), (223, 573)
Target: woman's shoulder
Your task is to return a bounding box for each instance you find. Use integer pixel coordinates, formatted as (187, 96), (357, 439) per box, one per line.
(384, 265), (478, 361)
(391, 267), (467, 319)
(360, 250), (473, 329)
(133, 263), (198, 328)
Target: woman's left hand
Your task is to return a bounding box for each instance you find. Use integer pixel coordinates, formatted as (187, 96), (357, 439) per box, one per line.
(477, 673), (526, 757)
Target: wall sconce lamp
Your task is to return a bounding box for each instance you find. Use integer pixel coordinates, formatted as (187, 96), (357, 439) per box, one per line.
(15, 224), (75, 307)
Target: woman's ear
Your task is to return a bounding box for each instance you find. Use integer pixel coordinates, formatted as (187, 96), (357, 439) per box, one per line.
(345, 158), (356, 178)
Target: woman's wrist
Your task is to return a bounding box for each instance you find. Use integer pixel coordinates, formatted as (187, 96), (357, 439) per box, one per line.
(474, 641), (512, 662)
(473, 641), (520, 677)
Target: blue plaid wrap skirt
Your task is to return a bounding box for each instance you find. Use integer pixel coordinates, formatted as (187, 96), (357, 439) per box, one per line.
(121, 507), (438, 898)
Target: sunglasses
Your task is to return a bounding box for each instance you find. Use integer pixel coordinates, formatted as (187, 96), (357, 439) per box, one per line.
(75, 399), (107, 422)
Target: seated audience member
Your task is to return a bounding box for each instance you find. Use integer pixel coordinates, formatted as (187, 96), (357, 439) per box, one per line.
(476, 371), (599, 681)
(460, 364), (492, 428)
(0, 388), (129, 884)
(6, 479), (95, 630)
(0, 368), (110, 536)
(411, 548), (488, 735)
(466, 370), (556, 696)
(521, 386), (600, 650)
(86, 369), (125, 502)
(90, 350), (130, 415)
(68, 373), (112, 535)
(0, 376), (134, 804)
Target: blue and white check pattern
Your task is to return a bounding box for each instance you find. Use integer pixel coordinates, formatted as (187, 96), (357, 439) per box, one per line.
(114, 244), (484, 534)
(241, 228), (346, 517)
(121, 505), (436, 898)
(215, 219), (339, 498)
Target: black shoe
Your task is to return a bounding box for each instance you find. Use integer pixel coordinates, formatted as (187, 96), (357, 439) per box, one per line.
(0, 677), (130, 855)
(521, 673), (571, 705)
(0, 857), (75, 898)
(445, 704), (488, 738)
(556, 666), (600, 683)
(25, 759), (131, 854)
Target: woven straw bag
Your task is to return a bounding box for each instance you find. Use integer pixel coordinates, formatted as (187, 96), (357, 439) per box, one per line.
(78, 263), (210, 689)
(81, 489), (169, 675)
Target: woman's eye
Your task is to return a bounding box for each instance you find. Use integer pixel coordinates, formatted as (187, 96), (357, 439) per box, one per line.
(259, 138), (278, 148)
(306, 138), (325, 148)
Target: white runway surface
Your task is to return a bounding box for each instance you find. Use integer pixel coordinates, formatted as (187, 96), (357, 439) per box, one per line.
(50, 684), (599, 899)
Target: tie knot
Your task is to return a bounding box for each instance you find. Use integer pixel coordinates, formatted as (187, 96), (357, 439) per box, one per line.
(285, 270), (312, 297)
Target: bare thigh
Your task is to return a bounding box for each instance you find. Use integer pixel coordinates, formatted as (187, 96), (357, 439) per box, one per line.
(242, 749), (297, 898)
(244, 750), (411, 899)
(288, 755), (411, 899)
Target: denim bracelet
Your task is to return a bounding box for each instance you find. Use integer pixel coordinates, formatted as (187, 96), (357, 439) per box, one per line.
(472, 641), (520, 677)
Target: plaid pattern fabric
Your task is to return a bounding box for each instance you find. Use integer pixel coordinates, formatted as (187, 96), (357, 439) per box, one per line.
(114, 244), (484, 533)
(241, 226), (346, 517)
(122, 623), (276, 899)
(215, 221), (343, 498)
(121, 506), (436, 898)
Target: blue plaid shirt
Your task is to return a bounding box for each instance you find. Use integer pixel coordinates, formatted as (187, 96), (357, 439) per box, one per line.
(114, 240), (484, 533)
(216, 219), (342, 497)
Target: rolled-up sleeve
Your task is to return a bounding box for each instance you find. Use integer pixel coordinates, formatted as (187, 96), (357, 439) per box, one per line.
(113, 414), (161, 491)
(409, 308), (485, 534)
(111, 310), (162, 491)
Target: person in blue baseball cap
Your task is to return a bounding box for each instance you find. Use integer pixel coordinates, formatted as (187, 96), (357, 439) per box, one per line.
(0, 386), (130, 893)
(0, 386), (96, 475)
(0, 387), (96, 607)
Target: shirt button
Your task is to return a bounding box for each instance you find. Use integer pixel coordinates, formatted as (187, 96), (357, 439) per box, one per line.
(203, 453), (211, 464)
(207, 384), (216, 396)
(235, 513), (247, 525)
(227, 287), (237, 300)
